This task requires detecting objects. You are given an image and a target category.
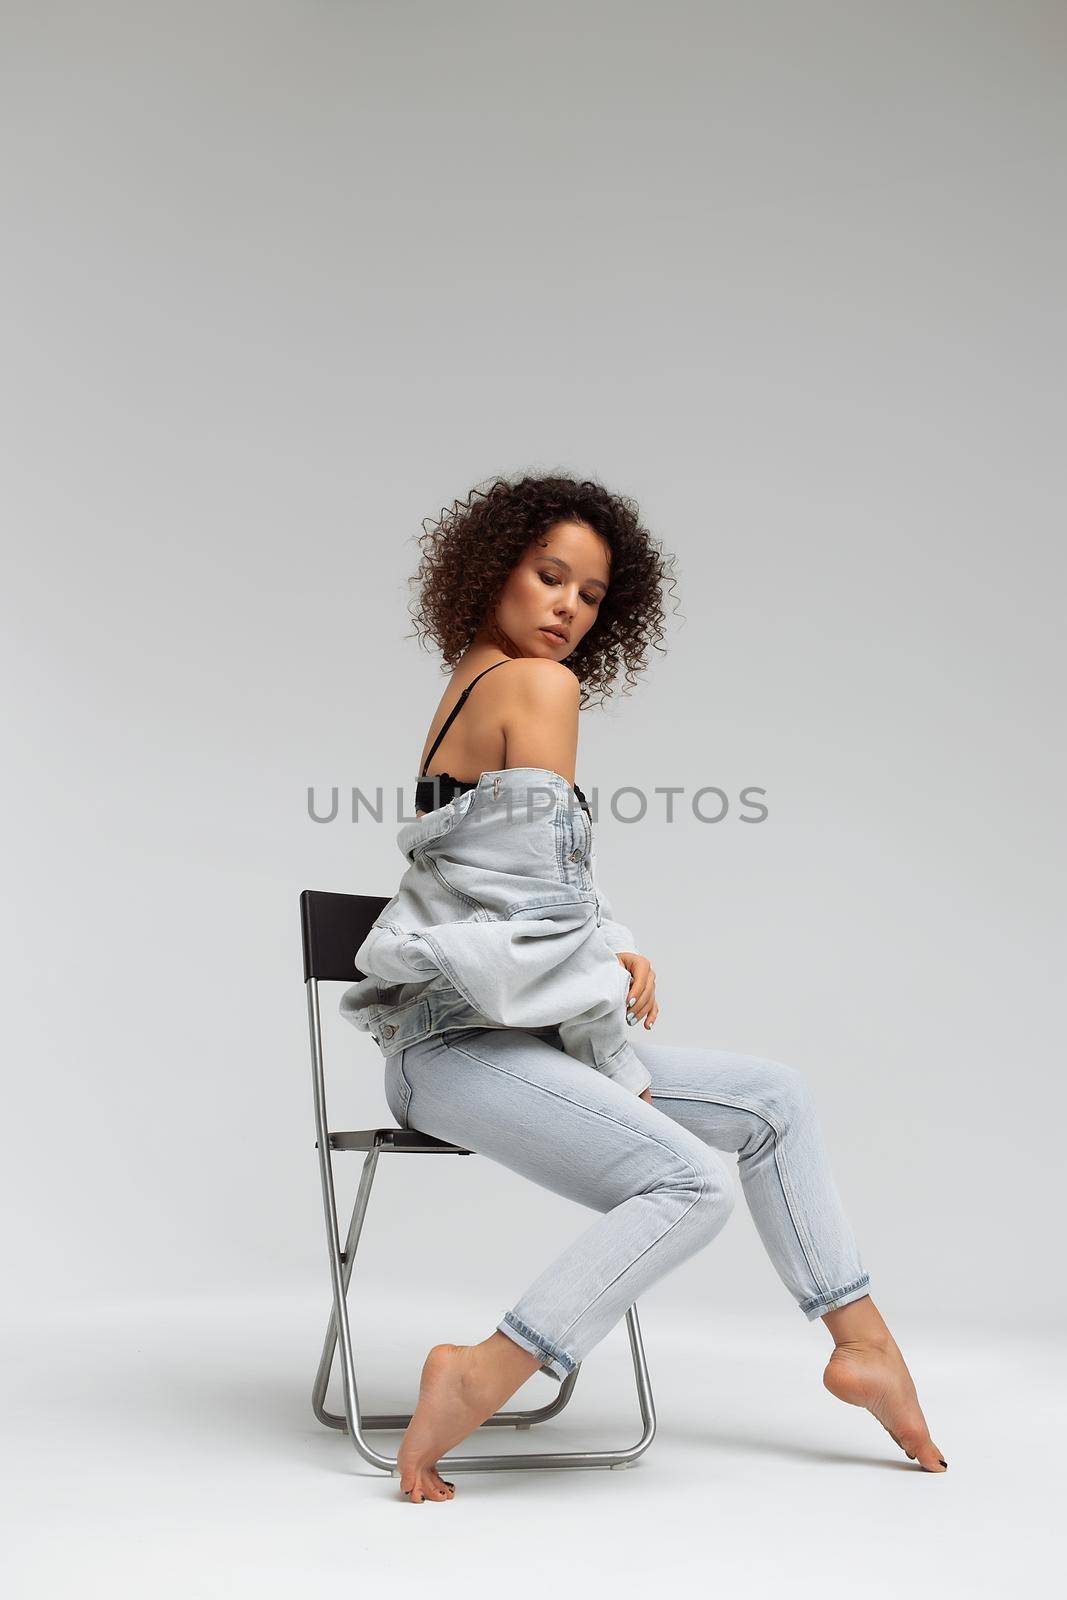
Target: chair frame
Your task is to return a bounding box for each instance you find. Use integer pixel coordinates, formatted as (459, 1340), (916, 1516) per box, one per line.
(301, 888), (657, 1476)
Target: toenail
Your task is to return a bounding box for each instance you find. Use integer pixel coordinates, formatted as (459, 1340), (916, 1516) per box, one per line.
(939, 1458), (947, 1467)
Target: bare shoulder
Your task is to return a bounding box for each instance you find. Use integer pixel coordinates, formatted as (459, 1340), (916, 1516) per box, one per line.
(490, 659), (580, 778)
(487, 657), (579, 709)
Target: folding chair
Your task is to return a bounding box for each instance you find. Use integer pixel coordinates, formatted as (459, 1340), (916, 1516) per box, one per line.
(301, 887), (657, 1477)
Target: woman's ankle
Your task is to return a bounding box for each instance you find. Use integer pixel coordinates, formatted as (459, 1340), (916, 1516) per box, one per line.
(479, 1329), (543, 1386)
(822, 1294), (895, 1350)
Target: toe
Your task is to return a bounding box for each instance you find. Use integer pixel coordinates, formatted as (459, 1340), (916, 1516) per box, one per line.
(400, 1470), (427, 1503)
(416, 1470), (451, 1502)
(901, 1430), (946, 1471)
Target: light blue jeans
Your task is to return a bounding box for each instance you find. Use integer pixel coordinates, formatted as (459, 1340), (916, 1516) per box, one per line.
(384, 1024), (871, 1381)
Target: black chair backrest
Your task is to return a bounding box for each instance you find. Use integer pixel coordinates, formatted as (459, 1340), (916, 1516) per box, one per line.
(300, 890), (391, 983)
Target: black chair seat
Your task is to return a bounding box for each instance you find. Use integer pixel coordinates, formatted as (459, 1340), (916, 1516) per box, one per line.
(320, 1128), (474, 1154)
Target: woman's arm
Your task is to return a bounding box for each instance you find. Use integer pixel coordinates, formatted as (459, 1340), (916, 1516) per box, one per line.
(498, 659), (581, 782)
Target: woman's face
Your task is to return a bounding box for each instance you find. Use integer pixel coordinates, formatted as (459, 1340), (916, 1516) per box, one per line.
(480, 520), (611, 660)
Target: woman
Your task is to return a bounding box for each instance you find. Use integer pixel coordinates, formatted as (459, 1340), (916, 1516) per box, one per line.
(349, 472), (947, 1503)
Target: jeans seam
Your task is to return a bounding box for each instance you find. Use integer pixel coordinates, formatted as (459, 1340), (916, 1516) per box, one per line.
(551, 1179), (712, 1352)
(386, 1049), (413, 1128)
(445, 1037), (709, 1190)
(651, 1088), (833, 1301)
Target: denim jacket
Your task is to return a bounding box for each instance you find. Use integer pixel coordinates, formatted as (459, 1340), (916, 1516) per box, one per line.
(338, 766), (652, 1096)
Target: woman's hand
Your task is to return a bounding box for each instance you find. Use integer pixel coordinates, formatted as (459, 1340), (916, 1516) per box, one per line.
(615, 950), (658, 1031)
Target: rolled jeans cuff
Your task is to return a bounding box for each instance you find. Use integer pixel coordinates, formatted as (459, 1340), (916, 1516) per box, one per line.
(496, 1311), (577, 1383)
(799, 1274), (871, 1321)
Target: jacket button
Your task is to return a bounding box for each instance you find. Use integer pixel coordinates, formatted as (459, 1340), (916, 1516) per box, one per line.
(382, 1023), (398, 1039)
(569, 848), (583, 862)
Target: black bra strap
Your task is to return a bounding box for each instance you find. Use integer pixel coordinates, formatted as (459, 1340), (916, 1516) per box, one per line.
(420, 660), (511, 777)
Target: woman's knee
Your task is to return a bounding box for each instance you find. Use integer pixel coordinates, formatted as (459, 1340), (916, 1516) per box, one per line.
(729, 1060), (817, 1161)
(678, 1148), (735, 1236)
(752, 1058), (817, 1130)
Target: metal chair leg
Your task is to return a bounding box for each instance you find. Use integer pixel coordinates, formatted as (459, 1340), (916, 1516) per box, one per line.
(312, 1152), (583, 1431)
(311, 1145), (379, 1430)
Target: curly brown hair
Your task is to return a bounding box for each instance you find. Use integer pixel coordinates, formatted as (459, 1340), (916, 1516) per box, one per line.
(406, 471), (680, 706)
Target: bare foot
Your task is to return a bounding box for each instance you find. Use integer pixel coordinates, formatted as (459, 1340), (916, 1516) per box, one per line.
(396, 1336), (540, 1502)
(823, 1336), (948, 1472)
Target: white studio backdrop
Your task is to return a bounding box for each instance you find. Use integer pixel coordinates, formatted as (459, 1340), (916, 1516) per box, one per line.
(3, 0), (1063, 1344)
